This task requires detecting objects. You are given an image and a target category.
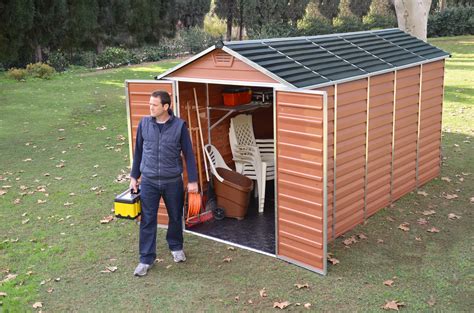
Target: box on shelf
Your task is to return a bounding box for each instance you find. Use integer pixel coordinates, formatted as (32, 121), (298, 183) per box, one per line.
(222, 87), (252, 106)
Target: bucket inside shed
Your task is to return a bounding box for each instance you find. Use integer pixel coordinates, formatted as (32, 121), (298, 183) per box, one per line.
(179, 81), (277, 255)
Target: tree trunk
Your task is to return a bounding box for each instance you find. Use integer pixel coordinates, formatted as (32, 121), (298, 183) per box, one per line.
(96, 40), (104, 54)
(226, 0), (235, 41)
(393, 0), (432, 42)
(439, 0), (447, 12)
(35, 45), (43, 63)
(238, 0), (244, 40)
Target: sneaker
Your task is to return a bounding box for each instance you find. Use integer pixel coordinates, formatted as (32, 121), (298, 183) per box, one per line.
(171, 250), (186, 263)
(133, 262), (153, 276)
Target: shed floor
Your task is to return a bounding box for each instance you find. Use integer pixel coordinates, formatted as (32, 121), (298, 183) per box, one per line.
(186, 181), (275, 254)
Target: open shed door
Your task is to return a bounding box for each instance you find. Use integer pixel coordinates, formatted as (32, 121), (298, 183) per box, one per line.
(126, 79), (176, 227)
(275, 89), (328, 275)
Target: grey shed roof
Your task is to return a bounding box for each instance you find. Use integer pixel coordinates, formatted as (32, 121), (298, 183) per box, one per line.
(224, 28), (449, 88)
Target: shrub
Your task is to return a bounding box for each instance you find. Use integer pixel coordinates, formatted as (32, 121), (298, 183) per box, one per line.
(180, 27), (217, 54)
(96, 47), (132, 68)
(333, 15), (366, 33)
(428, 6), (474, 37)
(247, 22), (299, 40)
(204, 13), (226, 37)
(7, 68), (28, 81)
(159, 37), (186, 58)
(71, 51), (97, 68)
(298, 16), (334, 36)
(26, 62), (55, 79)
(47, 50), (69, 72)
(363, 13), (397, 29)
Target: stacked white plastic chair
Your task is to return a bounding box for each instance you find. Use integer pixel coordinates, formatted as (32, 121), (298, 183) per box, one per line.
(204, 144), (232, 183)
(229, 114), (274, 213)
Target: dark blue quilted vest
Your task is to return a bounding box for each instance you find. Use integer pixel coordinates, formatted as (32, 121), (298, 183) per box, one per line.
(139, 114), (184, 181)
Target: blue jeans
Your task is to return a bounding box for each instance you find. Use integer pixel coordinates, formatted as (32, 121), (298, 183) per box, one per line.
(139, 177), (184, 265)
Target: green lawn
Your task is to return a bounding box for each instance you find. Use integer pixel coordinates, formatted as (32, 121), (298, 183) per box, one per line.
(1, 36), (473, 312)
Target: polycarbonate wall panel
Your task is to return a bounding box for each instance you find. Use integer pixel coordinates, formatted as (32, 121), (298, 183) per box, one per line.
(418, 60), (444, 185)
(334, 80), (367, 237)
(392, 66), (420, 200)
(366, 73), (394, 217)
(276, 90), (326, 273)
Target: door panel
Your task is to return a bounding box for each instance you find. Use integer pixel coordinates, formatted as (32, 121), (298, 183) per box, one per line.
(276, 89), (327, 275)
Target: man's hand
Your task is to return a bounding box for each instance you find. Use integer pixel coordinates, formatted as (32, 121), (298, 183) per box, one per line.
(130, 177), (139, 193)
(187, 182), (198, 193)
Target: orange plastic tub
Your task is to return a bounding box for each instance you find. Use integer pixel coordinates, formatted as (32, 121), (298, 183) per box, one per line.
(222, 87), (252, 106)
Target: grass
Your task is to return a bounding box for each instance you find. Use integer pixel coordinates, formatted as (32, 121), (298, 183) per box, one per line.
(0, 36), (473, 312)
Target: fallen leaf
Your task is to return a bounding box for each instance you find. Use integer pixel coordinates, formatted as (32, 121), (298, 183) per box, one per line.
(100, 215), (114, 224)
(448, 213), (461, 220)
(96, 126), (107, 131)
(69, 193), (75, 196)
(166, 265), (172, 269)
(47, 288), (54, 293)
(32, 302), (42, 309)
(417, 218), (428, 225)
(234, 296), (240, 301)
(22, 219), (30, 225)
(382, 300), (405, 311)
(101, 266), (118, 273)
(384, 280), (394, 287)
(37, 199), (47, 204)
(377, 239), (384, 244)
(0, 190), (7, 196)
(343, 235), (357, 246)
(443, 194), (458, 200)
(23, 158), (32, 162)
(259, 288), (267, 298)
(0, 292), (7, 297)
(54, 177), (63, 180)
(248, 299), (253, 304)
(358, 233), (368, 240)
(398, 223), (410, 232)
(294, 283), (309, 289)
(63, 202), (73, 207)
(417, 191), (428, 197)
(223, 257), (232, 263)
(441, 177), (451, 183)
(386, 216), (395, 222)
(54, 277), (61, 282)
(427, 296), (436, 307)
(470, 197), (474, 203)
(328, 257), (340, 265)
(427, 227), (440, 233)
(227, 246), (235, 251)
(422, 210), (436, 216)
(1, 274), (17, 284)
(415, 236), (422, 241)
(273, 301), (290, 309)
(304, 303), (311, 309)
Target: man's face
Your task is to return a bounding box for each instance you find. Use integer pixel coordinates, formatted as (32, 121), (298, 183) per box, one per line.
(149, 96), (169, 118)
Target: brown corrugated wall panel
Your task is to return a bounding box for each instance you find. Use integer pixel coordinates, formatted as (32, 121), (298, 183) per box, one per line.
(392, 67), (420, 201)
(334, 80), (367, 237)
(127, 81), (175, 226)
(418, 60), (444, 186)
(318, 86), (335, 241)
(276, 90), (326, 273)
(366, 73), (394, 217)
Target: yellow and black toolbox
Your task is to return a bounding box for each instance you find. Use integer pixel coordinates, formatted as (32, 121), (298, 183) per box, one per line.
(114, 189), (141, 219)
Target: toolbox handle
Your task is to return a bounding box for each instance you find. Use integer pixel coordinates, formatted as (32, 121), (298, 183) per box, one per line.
(130, 187), (140, 194)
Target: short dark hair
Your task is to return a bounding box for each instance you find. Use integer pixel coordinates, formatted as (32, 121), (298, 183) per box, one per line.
(151, 90), (171, 107)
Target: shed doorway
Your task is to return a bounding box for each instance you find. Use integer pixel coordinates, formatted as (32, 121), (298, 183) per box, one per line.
(176, 80), (277, 256)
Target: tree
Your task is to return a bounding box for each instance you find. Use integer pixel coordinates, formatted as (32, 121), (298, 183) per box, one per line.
(175, 0), (212, 29)
(392, 0), (432, 41)
(0, 0), (35, 67)
(350, 0), (372, 18)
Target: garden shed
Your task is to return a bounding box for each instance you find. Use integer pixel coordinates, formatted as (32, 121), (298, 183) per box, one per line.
(125, 28), (449, 275)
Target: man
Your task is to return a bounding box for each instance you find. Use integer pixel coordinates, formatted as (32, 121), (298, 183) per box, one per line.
(130, 90), (198, 277)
